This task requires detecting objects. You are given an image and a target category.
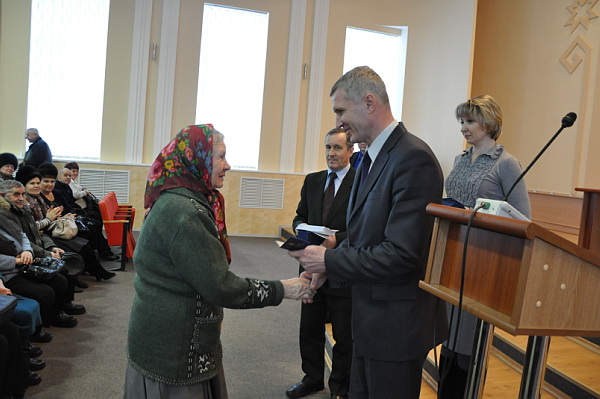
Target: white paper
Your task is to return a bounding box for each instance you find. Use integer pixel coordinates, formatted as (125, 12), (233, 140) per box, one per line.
(295, 224), (338, 238)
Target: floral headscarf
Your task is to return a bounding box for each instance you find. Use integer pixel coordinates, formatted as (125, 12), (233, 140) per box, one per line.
(145, 124), (231, 262)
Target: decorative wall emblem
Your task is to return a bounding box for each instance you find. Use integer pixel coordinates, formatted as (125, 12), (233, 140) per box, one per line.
(561, 0), (598, 74)
(560, 35), (592, 73)
(565, 0), (599, 33)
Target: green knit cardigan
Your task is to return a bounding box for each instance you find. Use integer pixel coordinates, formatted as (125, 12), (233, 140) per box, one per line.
(127, 187), (284, 385)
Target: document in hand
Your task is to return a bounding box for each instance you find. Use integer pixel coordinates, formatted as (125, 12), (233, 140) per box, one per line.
(295, 224), (338, 238)
(276, 236), (311, 251)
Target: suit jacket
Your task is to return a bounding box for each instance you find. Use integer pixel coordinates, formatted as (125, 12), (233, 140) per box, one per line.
(324, 123), (448, 361)
(293, 168), (355, 297)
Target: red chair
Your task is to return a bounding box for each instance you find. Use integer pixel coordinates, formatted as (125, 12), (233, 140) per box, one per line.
(98, 192), (136, 271)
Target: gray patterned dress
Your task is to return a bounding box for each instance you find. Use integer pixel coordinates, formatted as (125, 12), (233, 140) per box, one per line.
(443, 143), (531, 362)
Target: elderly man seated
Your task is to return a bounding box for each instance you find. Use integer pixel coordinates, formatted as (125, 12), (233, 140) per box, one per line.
(54, 167), (119, 262)
(0, 179), (84, 325)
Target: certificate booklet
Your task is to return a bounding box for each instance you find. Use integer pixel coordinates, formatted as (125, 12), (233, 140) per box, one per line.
(276, 236), (311, 251)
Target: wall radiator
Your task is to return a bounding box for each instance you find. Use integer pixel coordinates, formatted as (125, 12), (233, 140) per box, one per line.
(79, 169), (130, 203)
(239, 177), (284, 209)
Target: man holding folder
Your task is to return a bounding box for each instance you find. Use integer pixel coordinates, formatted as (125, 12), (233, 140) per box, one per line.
(286, 128), (355, 399)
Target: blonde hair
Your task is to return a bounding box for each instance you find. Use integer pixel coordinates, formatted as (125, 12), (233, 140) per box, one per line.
(455, 95), (503, 140)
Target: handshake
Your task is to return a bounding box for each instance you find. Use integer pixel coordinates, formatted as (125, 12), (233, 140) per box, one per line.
(281, 271), (328, 303)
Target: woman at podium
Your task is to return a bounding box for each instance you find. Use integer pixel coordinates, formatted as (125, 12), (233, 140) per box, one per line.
(440, 95), (531, 398)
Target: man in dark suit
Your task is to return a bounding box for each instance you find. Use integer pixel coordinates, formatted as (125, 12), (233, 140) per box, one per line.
(349, 142), (367, 169)
(286, 128), (355, 399)
(290, 66), (448, 399)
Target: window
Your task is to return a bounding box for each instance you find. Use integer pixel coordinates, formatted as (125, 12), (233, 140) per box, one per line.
(343, 26), (407, 121)
(26, 0), (110, 160)
(195, 4), (269, 170)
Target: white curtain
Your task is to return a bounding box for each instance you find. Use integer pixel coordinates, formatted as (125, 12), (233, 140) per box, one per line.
(196, 4), (269, 170)
(27, 0), (110, 160)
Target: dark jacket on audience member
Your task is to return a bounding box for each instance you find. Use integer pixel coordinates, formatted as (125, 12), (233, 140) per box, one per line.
(23, 138), (52, 168)
(0, 196), (57, 258)
(54, 180), (82, 214)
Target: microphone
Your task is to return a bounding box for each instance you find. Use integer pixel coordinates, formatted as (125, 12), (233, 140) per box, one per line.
(561, 112), (577, 128)
(503, 112), (577, 202)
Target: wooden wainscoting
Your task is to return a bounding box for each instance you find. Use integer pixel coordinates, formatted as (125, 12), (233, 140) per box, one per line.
(529, 191), (583, 238)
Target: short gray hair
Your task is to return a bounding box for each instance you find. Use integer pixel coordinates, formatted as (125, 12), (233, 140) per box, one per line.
(325, 128), (353, 150)
(330, 66), (390, 106)
(26, 128), (40, 136)
(0, 179), (24, 194)
(212, 129), (224, 145)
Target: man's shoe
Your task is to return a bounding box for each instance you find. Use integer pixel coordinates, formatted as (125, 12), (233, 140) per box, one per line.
(29, 330), (53, 343)
(29, 358), (46, 371)
(73, 286), (83, 293)
(52, 311), (78, 328)
(286, 381), (324, 399)
(73, 277), (89, 289)
(331, 396), (348, 399)
(27, 372), (42, 386)
(63, 302), (86, 315)
(22, 342), (43, 358)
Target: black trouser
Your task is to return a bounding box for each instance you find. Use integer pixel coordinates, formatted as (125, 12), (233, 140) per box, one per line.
(438, 348), (469, 399)
(5, 273), (68, 326)
(79, 209), (114, 257)
(0, 321), (29, 397)
(299, 288), (353, 396)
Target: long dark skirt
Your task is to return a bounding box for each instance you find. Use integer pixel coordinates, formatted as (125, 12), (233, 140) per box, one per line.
(124, 363), (228, 399)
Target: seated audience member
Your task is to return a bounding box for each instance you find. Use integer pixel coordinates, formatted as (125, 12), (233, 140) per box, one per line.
(0, 280), (46, 374)
(0, 152), (18, 181)
(0, 320), (39, 397)
(40, 164), (118, 262)
(64, 161), (90, 209)
(16, 166), (115, 282)
(0, 179), (83, 326)
(53, 168), (82, 214)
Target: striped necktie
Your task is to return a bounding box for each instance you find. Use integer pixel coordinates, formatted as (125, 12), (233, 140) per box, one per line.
(322, 172), (337, 221)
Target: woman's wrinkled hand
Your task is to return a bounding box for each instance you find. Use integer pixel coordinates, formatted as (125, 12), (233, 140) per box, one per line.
(281, 277), (315, 301)
(16, 251), (33, 265)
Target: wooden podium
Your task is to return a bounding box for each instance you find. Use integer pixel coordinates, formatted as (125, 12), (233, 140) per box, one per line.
(419, 203), (600, 398)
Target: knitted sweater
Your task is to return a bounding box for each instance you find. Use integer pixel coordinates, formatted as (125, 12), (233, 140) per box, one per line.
(445, 144), (531, 216)
(127, 187), (284, 385)
(443, 143), (531, 357)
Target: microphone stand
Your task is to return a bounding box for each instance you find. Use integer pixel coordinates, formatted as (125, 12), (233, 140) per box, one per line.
(504, 115), (576, 202)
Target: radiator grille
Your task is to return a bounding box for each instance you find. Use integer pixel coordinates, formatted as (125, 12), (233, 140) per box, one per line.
(79, 169), (130, 203)
(239, 177), (284, 209)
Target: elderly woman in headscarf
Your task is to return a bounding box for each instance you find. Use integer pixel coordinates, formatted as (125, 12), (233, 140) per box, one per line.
(125, 125), (313, 399)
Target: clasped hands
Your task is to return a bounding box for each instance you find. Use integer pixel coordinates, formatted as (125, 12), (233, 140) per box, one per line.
(286, 244), (329, 303)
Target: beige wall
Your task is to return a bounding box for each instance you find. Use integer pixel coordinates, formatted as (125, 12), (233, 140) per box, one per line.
(321, 0), (476, 177)
(0, 0), (31, 155)
(7, 0), (598, 237)
(471, 0), (600, 195)
(101, 0), (136, 163)
(54, 161), (305, 236)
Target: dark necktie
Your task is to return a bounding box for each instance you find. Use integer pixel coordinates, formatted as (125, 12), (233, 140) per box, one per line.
(322, 172), (337, 221)
(358, 152), (371, 192)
